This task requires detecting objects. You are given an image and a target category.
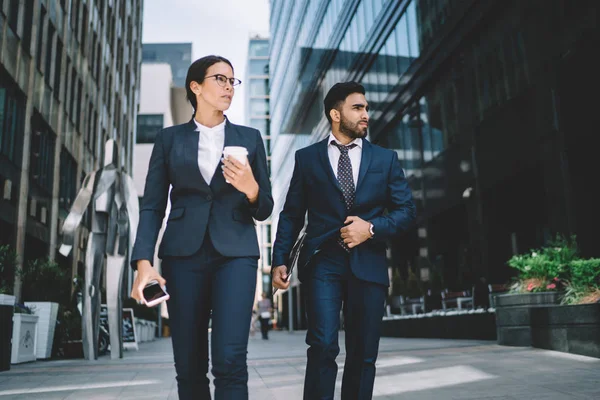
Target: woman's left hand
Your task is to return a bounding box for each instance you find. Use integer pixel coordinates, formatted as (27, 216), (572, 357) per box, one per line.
(222, 156), (259, 203)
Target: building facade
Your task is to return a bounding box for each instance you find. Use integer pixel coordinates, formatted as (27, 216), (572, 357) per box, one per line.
(269, 0), (598, 329)
(141, 42), (192, 88)
(245, 35), (272, 300)
(0, 0), (143, 298)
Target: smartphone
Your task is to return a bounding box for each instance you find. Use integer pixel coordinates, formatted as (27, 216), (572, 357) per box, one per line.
(143, 280), (170, 307)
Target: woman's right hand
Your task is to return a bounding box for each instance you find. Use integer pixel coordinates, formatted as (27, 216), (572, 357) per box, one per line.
(131, 260), (167, 304)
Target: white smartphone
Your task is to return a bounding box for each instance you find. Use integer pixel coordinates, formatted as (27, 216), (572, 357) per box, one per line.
(143, 280), (170, 307)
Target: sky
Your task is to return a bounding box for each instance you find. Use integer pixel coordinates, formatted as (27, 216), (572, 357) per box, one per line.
(141, 0), (271, 123)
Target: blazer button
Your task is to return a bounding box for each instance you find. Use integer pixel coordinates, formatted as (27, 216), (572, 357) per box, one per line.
(206, 195), (213, 201)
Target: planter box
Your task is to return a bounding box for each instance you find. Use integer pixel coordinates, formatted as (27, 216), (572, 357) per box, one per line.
(495, 292), (562, 347)
(0, 294), (16, 306)
(25, 302), (59, 359)
(530, 303), (600, 358)
(11, 313), (39, 364)
(0, 305), (14, 371)
(381, 312), (497, 340)
(495, 292), (561, 307)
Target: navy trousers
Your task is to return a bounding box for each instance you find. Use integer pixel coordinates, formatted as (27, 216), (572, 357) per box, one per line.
(162, 239), (257, 400)
(304, 243), (387, 400)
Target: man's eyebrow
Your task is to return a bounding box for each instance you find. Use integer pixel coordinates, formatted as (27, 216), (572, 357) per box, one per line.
(352, 103), (368, 108)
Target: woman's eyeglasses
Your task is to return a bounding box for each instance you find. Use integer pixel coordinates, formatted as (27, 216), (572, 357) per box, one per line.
(206, 74), (242, 87)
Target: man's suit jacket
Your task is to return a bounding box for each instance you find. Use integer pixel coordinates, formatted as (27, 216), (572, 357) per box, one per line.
(272, 137), (416, 286)
(130, 117), (273, 269)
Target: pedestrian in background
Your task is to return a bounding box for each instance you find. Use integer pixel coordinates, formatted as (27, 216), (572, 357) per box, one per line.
(257, 292), (273, 340)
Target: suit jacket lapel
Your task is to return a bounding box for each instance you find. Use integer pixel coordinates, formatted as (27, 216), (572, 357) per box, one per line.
(209, 117), (236, 193)
(355, 138), (372, 192)
(318, 138), (343, 195)
(183, 118), (212, 193)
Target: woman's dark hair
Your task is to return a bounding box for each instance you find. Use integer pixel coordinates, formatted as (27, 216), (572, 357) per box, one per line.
(323, 81), (366, 124)
(185, 55), (234, 111)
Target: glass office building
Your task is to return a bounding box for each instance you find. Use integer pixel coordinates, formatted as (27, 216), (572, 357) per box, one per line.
(269, 0), (598, 329)
(0, 0), (143, 295)
(245, 35), (273, 297)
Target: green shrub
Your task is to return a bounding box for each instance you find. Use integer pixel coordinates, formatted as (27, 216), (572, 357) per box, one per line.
(405, 268), (422, 299)
(21, 258), (71, 304)
(0, 245), (18, 295)
(569, 258), (600, 290)
(390, 269), (405, 297)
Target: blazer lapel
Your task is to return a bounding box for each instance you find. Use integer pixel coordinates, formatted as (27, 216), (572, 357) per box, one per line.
(355, 138), (372, 192)
(318, 139), (343, 195)
(183, 118), (212, 192)
(209, 117), (237, 193)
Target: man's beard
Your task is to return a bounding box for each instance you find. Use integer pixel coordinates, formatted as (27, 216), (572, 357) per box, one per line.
(339, 113), (368, 139)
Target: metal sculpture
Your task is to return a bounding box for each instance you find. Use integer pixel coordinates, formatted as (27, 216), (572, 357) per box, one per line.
(59, 140), (139, 360)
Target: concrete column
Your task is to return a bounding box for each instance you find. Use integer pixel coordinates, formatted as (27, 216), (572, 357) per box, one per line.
(14, 0), (41, 302)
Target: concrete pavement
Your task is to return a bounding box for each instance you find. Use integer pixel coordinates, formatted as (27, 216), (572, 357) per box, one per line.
(1, 330), (599, 399)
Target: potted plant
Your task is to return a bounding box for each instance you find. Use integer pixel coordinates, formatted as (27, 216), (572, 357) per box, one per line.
(496, 234), (577, 307)
(21, 258), (70, 359)
(496, 234), (600, 357)
(11, 303), (38, 364)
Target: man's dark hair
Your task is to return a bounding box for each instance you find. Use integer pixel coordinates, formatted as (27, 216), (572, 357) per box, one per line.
(185, 55), (234, 111)
(323, 82), (366, 124)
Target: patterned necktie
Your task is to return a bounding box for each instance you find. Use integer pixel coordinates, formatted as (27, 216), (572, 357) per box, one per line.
(331, 141), (357, 252)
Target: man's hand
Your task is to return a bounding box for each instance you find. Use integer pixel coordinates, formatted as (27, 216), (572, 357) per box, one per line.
(131, 260), (167, 305)
(272, 265), (290, 290)
(340, 216), (373, 248)
(222, 156), (260, 204)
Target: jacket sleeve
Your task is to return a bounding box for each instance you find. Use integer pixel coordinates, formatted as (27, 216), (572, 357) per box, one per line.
(369, 152), (416, 240)
(130, 130), (170, 269)
(245, 129), (274, 221)
(272, 151), (307, 267)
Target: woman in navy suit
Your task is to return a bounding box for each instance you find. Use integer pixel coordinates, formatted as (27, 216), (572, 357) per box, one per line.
(130, 55), (273, 400)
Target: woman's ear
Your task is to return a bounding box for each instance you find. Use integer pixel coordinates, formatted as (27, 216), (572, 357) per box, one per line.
(190, 81), (202, 96)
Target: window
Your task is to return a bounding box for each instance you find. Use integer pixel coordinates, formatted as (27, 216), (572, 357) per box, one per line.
(142, 50), (156, 61)
(0, 78), (25, 164)
(35, 5), (46, 71)
(136, 114), (164, 144)
(30, 113), (56, 194)
(7, 0), (18, 34)
(249, 79), (269, 96)
(249, 118), (269, 136)
(248, 59), (269, 76)
(59, 148), (77, 211)
(44, 22), (55, 87)
(249, 99), (269, 117)
(76, 79), (83, 130)
(22, 0), (34, 53)
(54, 38), (63, 99)
(249, 41), (269, 57)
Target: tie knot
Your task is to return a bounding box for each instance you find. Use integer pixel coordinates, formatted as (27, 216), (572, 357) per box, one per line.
(331, 141), (357, 154)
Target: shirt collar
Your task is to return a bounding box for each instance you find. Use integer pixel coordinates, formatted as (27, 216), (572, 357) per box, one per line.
(328, 132), (362, 148)
(194, 118), (226, 133)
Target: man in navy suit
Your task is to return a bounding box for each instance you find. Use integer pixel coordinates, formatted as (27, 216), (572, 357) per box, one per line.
(272, 82), (416, 400)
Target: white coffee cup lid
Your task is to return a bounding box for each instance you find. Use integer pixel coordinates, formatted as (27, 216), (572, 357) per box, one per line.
(223, 146), (248, 155)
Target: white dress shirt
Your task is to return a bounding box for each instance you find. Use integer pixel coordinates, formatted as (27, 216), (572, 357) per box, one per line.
(327, 133), (362, 185)
(194, 118), (226, 185)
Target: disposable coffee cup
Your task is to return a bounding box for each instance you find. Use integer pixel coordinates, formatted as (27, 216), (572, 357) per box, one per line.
(223, 146), (248, 183)
(223, 146), (248, 165)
